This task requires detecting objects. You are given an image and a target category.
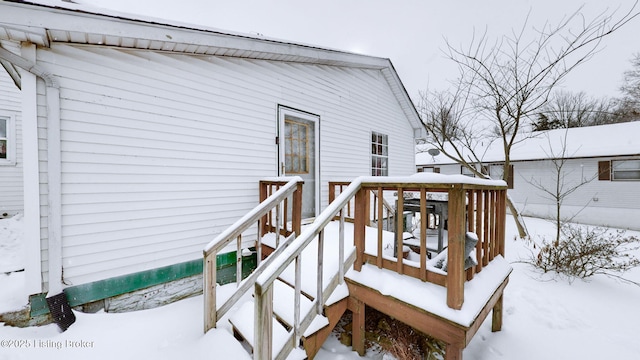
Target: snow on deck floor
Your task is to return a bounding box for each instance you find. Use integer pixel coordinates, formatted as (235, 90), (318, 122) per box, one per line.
(263, 220), (513, 327)
(346, 256), (512, 327)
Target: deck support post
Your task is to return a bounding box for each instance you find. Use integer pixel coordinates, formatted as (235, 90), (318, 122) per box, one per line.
(351, 298), (366, 356)
(203, 251), (217, 332)
(255, 283), (273, 360)
(445, 343), (463, 360)
(491, 294), (504, 332)
(293, 183), (303, 236)
(354, 188), (368, 271)
(446, 185), (466, 310)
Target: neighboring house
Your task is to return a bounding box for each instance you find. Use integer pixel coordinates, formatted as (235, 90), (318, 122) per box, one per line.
(416, 121), (640, 231)
(0, 0), (423, 317)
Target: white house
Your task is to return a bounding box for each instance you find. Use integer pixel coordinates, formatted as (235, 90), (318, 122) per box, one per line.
(416, 122), (640, 231)
(0, 0), (423, 318)
(0, 48), (22, 217)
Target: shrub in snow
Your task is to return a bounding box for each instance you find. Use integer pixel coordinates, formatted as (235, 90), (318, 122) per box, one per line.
(532, 224), (640, 282)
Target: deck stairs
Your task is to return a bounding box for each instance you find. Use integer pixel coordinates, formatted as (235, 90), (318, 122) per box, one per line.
(203, 176), (511, 360)
(227, 276), (350, 359)
(215, 219), (355, 360)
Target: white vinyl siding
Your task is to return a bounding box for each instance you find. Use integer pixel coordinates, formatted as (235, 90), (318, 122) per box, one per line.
(35, 44), (417, 285)
(0, 60), (23, 216)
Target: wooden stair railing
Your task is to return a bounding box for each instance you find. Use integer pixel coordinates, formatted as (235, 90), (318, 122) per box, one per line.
(253, 175), (508, 360)
(328, 181), (394, 228)
(202, 176), (303, 333)
(254, 181), (361, 360)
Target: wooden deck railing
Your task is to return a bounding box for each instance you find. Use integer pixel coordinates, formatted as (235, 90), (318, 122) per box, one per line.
(351, 180), (507, 309)
(253, 175), (507, 359)
(329, 181), (394, 229)
(202, 177), (303, 333)
(259, 179), (303, 242)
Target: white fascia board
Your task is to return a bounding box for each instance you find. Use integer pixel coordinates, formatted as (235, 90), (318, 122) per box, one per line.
(0, 2), (389, 70)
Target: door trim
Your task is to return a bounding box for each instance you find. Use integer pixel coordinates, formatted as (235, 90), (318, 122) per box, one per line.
(277, 105), (320, 217)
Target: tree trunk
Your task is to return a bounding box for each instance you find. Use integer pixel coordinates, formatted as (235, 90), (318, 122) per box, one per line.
(506, 193), (528, 239)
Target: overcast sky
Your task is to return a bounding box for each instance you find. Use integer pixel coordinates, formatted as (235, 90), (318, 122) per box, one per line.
(77, 0), (640, 102)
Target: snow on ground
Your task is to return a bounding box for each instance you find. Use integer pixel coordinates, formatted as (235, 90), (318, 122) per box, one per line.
(0, 214), (24, 274)
(1, 216), (640, 359)
(0, 214), (28, 314)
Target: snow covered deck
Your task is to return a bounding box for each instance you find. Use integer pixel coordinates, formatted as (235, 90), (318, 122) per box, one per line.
(346, 256), (511, 328)
(204, 175), (510, 360)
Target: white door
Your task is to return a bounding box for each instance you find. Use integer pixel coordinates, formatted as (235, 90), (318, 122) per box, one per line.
(278, 106), (319, 219)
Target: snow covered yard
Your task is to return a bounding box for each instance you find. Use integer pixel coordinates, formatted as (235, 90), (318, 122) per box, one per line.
(1, 215), (640, 359)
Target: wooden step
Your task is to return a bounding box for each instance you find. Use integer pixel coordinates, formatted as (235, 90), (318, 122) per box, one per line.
(301, 296), (349, 360)
(272, 279), (316, 331)
(228, 300), (290, 356)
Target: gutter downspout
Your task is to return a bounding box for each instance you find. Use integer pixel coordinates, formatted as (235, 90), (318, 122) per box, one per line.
(0, 46), (63, 295)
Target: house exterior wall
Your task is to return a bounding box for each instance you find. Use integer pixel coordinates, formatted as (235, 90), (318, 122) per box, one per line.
(421, 158), (640, 231)
(35, 43), (417, 287)
(510, 157), (640, 231)
(0, 41), (23, 216)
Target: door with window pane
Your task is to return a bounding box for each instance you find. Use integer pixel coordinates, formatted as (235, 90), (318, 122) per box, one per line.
(281, 112), (317, 219)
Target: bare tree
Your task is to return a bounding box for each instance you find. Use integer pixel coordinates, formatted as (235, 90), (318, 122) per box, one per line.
(612, 52), (640, 122)
(620, 52), (640, 102)
(523, 130), (640, 284)
(525, 130), (596, 243)
(419, 3), (639, 238)
(534, 91), (614, 130)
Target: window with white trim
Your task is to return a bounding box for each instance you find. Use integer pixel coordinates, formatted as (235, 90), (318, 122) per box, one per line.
(612, 159), (640, 180)
(461, 165), (475, 177)
(0, 115), (15, 165)
(371, 132), (388, 176)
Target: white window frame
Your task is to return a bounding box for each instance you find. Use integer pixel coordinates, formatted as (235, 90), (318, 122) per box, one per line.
(371, 131), (388, 176)
(461, 165), (475, 177)
(611, 159), (640, 181)
(0, 113), (16, 166)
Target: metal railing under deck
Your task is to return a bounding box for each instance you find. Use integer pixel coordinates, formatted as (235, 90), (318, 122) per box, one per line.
(202, 177), (303, 333)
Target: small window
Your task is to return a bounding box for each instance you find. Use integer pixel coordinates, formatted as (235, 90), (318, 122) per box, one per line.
(0, 115), (15, 165)
(371, 132), (388, 176)
(612, 160), (640, 181)
(461, 166), (475, 177)
(420, 166), (440, 173)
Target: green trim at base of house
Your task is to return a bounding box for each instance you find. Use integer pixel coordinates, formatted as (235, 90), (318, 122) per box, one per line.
(30, 250), (257, 317)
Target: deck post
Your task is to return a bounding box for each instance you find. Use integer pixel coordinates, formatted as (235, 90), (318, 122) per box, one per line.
(497, 190), (507, 256)
(351, 298), (366, 356)
(492, 294), (504, 332)
(293, 183), (303, 237)
(203, 251), (217, 332)
(259, 181), (267, 237)
(396, 188), (404, 274)
(354, 187), (367, 271)
(255, 283), (273, 360)
(445, 343), (463, 360)
(446, 185), (465, 310)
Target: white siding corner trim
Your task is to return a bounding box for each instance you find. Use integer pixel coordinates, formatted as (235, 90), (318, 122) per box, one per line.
(21, 42), (43, 295)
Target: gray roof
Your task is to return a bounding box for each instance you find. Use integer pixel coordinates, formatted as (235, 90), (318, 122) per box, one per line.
(0, 0), (424, 134)
(417, 121), (640, 165)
